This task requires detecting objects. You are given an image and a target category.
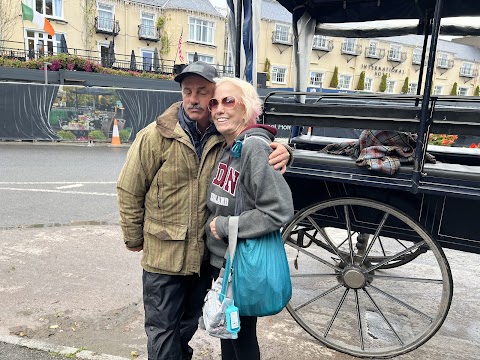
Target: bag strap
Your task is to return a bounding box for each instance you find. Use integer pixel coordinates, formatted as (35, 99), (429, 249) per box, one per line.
(219, 216), (239, 301)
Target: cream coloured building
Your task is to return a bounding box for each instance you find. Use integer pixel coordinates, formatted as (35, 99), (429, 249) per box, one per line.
(258, 0), (480, 95)
(2, 0), (480, 94)
(4, 0), (226, 72)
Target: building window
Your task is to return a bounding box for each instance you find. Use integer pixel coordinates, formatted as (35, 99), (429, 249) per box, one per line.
(272, 66), (287, 84)
(437, 53), (449, 68)
(364, 78), (373, 91)
(341, 38), (357, 54)
(140, 12), (155, 38)
(407, 83), (418, 94)
(274, 23), (290, 43)
(367, 41), (378, 57)
(26, 30), (59, 58)
(141, 49), (154, 71)
(388, 44), (402, 61)
(386, 80), (396, 93)
(460, 62), (474, 76)
(413, 48), (422, 64)
(458, 87), (469, 96)
(339, 74), (352, 90)
(313, 35), (329, 50)
(309, 71), (324, 87)
(188, 17), (214, 45)
(97, 3), (114, 32)
(433, 86), (443, 95)
(187, 53), (213, 64)
(25, 0), (63, 18)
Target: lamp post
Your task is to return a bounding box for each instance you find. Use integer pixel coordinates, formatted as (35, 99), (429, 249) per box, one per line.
(44, 62), (52, 85)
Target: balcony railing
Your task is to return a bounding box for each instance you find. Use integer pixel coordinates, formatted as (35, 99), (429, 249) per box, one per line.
(312, 39), (333, 51)
(341, 43), (362, 56)
(460, 68), (479, 77)
(95, 16), (120, 35)
(387, 50), (407, 62)
(0, 40), (235, 78)
(272, 31), (292, 45)
(437, 58), (454, 69)
(365, 48), (385, 59)
(138, 24), (159, 42)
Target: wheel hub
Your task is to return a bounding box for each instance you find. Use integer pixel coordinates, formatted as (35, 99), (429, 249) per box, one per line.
(342, 267), (366, 289)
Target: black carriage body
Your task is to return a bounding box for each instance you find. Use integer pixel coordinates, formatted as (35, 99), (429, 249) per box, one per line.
(262, 93), (480, 255)
(284, 169), (480, 255)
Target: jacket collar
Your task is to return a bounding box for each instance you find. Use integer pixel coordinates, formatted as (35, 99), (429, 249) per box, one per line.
(155, 102), (184, 139)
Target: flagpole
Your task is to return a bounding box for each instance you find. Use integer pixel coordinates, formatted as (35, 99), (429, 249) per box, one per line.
(174, 28), (182, 64)
(235, 0), (242, 78)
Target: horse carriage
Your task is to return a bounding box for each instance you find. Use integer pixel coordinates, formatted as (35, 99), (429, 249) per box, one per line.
(256, 0), (480, 358)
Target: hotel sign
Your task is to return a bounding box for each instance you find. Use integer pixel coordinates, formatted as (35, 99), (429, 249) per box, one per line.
(362, 64), (406, 77)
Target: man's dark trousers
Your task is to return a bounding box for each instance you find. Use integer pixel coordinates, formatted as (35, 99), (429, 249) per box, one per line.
(143, 261), (212, 360)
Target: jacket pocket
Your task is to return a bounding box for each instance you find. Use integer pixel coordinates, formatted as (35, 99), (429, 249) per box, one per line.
(143, 219), (188, 273)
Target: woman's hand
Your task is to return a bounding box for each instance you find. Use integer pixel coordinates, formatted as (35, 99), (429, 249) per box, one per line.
(210, 217), (221, 240)
(269, 142), (290, 174)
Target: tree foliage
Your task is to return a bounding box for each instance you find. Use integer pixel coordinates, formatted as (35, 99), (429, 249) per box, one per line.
(379, 73), (388, 92)
(0, 0), (19, 45)
(450, 82), (458, 95)
(401, 77), (409, 93)
(474, 86), (480, 96)
(355, 71), (365, 90)
(330, 66), (339, 88)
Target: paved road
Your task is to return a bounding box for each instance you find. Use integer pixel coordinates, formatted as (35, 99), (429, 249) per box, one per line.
(0, 142), (479, 360)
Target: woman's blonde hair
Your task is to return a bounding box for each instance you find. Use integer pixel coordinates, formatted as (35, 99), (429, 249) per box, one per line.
(214, 77), (263, 125)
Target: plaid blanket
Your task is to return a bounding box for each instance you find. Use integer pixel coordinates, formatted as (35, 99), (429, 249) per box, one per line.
(321, 130), (436, 175)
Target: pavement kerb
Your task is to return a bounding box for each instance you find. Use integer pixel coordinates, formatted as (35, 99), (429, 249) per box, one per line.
(0, 335), (130, 360)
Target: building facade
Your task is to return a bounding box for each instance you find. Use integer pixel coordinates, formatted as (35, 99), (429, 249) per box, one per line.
(257, 0), (480, 95)
(4, 0), (226, 73)
(1, 0), (480, 94)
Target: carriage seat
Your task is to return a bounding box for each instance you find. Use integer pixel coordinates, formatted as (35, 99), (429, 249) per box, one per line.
(289, 148), (480, 196)
(291, 134), (480, 166)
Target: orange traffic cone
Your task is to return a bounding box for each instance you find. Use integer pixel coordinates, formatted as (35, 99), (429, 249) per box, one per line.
(111, 118), (121, 146)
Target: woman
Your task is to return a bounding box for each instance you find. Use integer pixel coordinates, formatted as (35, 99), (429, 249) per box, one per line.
(205, 77), (294, 359)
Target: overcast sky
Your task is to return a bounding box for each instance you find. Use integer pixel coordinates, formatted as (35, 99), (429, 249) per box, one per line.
(209, 0), (227, 8)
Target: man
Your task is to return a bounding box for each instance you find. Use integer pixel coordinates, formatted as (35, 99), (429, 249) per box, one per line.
(117, 61), (290, 360)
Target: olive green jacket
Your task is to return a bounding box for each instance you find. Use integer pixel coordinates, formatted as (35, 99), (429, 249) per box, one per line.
(117, 102), (225, 275)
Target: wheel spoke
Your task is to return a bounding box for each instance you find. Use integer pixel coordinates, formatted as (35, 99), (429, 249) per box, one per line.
(393, 237), (409, 250)
(363, 287), (404, 345)
(366, 240), (427, 272)
(293, 283), (344, 311)
(371, 274), (443, 284)
(368, 284), (433, 322)
(307, 215), (349, 264)
(359, 212), (389, 265)
(285, 239), (343, 272)
(354, 290), (365, 350)
(324, 287), (349, 338)
(291, 273), (338, 278)
(343, 205), (355, 264)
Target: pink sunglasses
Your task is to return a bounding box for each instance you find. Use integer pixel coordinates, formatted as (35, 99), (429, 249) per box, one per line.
(208, 96), (241, 112)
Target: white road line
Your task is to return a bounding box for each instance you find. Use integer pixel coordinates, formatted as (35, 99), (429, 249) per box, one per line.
(0, 187), (117, 196)
(55, 184), (84, 189)
(0, 181), (117, 184)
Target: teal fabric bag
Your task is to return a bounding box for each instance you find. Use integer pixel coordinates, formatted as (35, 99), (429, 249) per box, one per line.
(232, 228), (292, 316)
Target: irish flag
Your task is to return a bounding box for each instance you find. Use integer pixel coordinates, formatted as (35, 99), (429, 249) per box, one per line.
(22, 3), (55, 37)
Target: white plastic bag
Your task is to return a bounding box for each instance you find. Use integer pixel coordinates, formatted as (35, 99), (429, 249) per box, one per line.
(199, 268), (239, 339)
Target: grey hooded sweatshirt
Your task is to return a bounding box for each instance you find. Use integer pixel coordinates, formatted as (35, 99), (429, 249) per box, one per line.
(205, 125), (294, 269)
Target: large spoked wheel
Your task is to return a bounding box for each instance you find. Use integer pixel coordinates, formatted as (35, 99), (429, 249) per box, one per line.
(282, 197), (453, 359)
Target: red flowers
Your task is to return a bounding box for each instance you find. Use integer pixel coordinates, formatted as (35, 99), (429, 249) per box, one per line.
(428, 134), (458, 146)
